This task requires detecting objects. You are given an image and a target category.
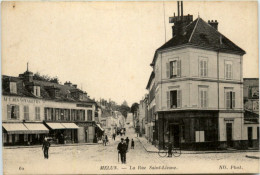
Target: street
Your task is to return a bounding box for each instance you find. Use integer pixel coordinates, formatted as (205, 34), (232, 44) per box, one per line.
(3, 126), (260, 174)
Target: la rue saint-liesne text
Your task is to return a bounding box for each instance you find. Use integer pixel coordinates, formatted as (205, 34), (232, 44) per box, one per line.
(100, 165), (177, 170)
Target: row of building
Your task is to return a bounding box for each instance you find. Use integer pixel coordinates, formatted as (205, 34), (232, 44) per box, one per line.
(2, 68), (108, 146)
(135, 2), (259, 150)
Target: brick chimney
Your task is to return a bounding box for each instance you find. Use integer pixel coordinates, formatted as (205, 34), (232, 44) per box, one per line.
(208, 20), (218, 30)
(64, 81), (72, 86)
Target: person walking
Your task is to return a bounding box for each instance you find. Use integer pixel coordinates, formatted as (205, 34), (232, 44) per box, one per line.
(105, 135), (108, 146)
(125, 137), (130, 150)
(42, 137), (51, 159)
(113, 133), (116, 141)
(131, 139), (135, 149)
(117, 138), (127, 164)
(102, 135), (106, 146)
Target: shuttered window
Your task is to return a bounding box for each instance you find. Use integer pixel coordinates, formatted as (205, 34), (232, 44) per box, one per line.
(199, 88), (208, 108)
(225, 91), (235, 109)
(167, 59), (181, 79)
(225, 61), (232, 79)
(7, 105), (19, 120)
(199, 59), (208, 77)
(167, 90), (182, 109)
(24, 106), (29, 120)
(87, 110), (93, 121)
(35, 107), (40, 120)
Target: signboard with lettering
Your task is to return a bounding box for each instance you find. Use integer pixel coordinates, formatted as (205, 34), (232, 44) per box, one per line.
(76, 104), (92, 108)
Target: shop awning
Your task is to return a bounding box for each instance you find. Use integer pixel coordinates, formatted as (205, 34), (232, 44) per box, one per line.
(45, 123), (66, 129)
(61, 123), (79, 129)
(96, 124), (104, 131)
(24, 123), (49, 134)
(2, 123), (30, 134)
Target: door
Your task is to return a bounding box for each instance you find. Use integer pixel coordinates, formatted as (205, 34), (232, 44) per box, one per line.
(19, 134), (24, 145)
(226, 123), (233, 147)
(173, 124), (180, 148)
(248, 127), (253, 147)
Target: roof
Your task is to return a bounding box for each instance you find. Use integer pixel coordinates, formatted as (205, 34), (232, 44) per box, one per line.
(2, 74), (96, 104)
(146, 71), (155, 90)
(151, 17), (246, 66)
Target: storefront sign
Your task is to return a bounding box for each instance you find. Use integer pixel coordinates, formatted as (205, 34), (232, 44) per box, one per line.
(76, 104), (92, 108)
(3, 96), (44, 104)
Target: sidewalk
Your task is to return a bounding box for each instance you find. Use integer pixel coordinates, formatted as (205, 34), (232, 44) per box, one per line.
(4, 142), (99, 149)
(137, 137), (260, 154)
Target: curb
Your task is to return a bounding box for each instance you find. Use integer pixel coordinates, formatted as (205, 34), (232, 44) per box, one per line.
(246, 155), (260, 159)
(4, 143), (99, 149)
(137, 138), (260, 154)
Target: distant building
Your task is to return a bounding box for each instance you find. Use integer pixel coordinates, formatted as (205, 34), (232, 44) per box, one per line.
(244, 78), (259, 113)
(2, 69), (100, 146)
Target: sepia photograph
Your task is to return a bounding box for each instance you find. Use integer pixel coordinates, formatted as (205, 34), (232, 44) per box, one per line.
(1, 1), (259, 174)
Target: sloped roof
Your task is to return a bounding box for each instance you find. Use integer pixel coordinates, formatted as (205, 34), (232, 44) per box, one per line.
(2, 75), (95, 104)
(151, 17), (245, 66)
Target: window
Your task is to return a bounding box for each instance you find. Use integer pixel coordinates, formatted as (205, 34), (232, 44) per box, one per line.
(44, 108), (52, 121)
(7, 105), (19, 120)
(24, 106), (29, 120)
(225, 91), (235, 109)
(71, 109), (76, 121)
(199, 88), (208, 108)
(225, 61), (232, 79)
(87, 110), (93, 121)
(199, 59), (207, 77)
(35, 107), (40, 120)
(167, 90), (181, 109)
(166, 59), (181, 78)
(10, 82), (17, 94)
(33, 86), (41, 97)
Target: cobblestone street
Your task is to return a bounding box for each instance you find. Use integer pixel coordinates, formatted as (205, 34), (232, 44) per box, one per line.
(3, 126), (259, 174)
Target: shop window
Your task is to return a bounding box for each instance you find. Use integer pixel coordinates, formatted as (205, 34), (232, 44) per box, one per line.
(7, 105), (19, 120)
(60, 109), (64, 120)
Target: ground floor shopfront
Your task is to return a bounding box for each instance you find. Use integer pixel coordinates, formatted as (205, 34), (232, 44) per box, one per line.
(2, 122), (49, 146)
(154, 110), (246, 150)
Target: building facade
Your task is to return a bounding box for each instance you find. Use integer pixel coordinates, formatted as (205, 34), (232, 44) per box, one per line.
(2, 70), (99, 146)
(146, 4), (246, 150)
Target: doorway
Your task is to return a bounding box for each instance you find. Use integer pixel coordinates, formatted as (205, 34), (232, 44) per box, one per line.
(170, 124), (180, 148)
(248, 127), (253, 147)
(226, 123), (233, 147)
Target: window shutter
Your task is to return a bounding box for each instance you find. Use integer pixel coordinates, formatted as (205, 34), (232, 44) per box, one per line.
(177, 60), (181, 77)
(205, 90), (208, 108)
(225, 64), (228, 79)
(226, 92), (230, 108)
(229, 64), (232, 79)
(167, 91), (170, 109)
(200, 60), (203, 77)
(7, 105), (11, 120)
(15, 106), (19, 120)
(200, 90), (203, 107)
(166, 62), (170, 78)
(232, 92), (235, 108)
(204, 61), (208, 77)
(177, 90), (182, 108)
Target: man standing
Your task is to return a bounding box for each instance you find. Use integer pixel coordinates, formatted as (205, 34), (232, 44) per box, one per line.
(117, 138), (127, 164)
(42, 137), (51, 159)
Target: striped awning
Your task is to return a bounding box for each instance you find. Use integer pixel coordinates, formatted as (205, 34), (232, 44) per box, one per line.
(61, 123), (79, 129)
(2, 123), (30, 134)
(24, 123), (49, 134)
(45, 123), (66, 129)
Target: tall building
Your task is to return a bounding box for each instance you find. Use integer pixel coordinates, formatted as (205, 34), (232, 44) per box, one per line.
(146, 1), (246, 150)
(2, 69), (100, 146)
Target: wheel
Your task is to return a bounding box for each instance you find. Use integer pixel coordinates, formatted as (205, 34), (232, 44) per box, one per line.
(158, 149), (167, 157)
(173, 147), (181, 157)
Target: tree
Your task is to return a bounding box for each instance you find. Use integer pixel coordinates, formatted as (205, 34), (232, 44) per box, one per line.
(33, 72), (60, 84)
(130, 103), (139, 115)
(122, 100), (129, 107)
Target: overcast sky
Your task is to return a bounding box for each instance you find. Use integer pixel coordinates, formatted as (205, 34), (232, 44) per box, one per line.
(2, 1), (258, 105)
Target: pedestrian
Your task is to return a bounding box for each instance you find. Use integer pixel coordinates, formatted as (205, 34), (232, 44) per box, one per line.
(42, 137), (50, 159)
(167, 141), (173, 157)
(131, 139), (134, 149)
(105, 135), (108, 145)
(102, 135), (106, 146)
(125, 137), (129, 150)
(113, 133), (116, 140)
(117, 138), (127, 164)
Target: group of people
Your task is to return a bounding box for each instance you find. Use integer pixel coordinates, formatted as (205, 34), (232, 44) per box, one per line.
(117, 137), (135, 164)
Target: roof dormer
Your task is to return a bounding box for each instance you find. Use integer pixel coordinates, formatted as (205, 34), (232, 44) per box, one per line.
(45, 85), (60, 98)
(33, 85), (41, 97)
(9, 82), (17, 94)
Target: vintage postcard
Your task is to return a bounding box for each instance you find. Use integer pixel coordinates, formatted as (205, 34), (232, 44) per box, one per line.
(1, 1), (259, 174)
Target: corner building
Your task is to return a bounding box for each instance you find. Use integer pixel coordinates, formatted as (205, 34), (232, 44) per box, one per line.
(147, 5), (246, 150)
